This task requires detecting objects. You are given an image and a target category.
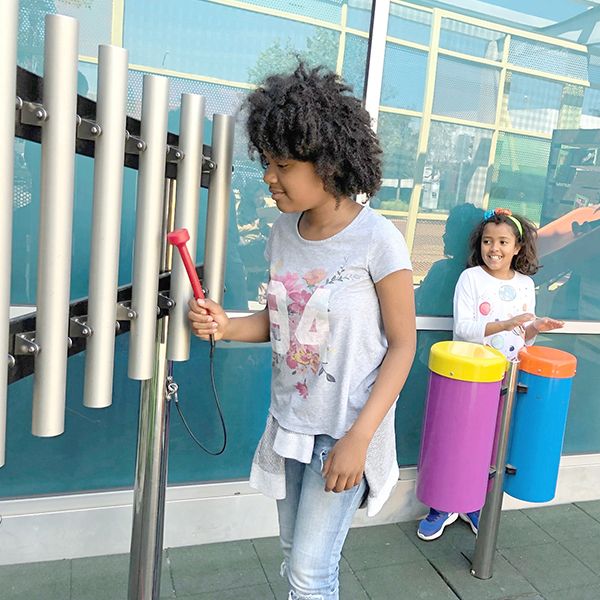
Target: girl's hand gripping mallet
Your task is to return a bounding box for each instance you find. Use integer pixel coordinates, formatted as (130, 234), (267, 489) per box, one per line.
(167, 228), (204, 300)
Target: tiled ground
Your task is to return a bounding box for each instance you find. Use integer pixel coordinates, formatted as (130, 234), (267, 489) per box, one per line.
(2, 501), (600, 599)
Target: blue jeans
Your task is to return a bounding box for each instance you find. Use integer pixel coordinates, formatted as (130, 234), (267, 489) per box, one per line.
(277, 434), (367, 600)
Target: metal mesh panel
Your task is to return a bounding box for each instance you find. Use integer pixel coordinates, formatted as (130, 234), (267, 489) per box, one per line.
(508, 37), (588, 81)
(489, 133), (551, 223)
(411, 218), (445, 280)
(381, 44), (427, 110)
(238, 0), (343, 24)
(387, 3), (431, 45)
(374, 113), (421, 211)
(347, 0), (373, 32)
(342, 34), (368, 99)
(17, 0), (112, 72)
(501, 72), (563, 134)
(440, 17), (506, 60)
(124, 0), (338, 84)
(433, 56), (499, 123)
(422, 121), (493, 211)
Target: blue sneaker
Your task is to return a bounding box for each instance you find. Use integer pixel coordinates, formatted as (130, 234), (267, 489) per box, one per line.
(417, 509), (458, 541)
(459, 510), (479, 535)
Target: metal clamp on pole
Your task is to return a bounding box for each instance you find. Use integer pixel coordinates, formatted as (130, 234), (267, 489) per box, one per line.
(18, 100), (48, 125)
(75, 115), (102, 140)
(13, 332), (40, 356)
(471, 360), (520, 580)
(125, 130), (147, 154)
(69, 316), (92, 339)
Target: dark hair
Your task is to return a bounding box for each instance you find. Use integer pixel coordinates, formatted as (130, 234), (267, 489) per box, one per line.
(467, 211), (539, 275)
(244, 63), (382, 199)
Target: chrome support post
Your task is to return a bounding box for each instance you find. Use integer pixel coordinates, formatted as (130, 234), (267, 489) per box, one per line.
(471, 360), (519, 579)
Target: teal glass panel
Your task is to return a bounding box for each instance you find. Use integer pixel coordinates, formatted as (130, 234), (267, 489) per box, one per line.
(414, 205), (486, 316)
(396, 330), (452, 466)
(124, 0), (339, 84)
(17, 0), (112, 72)
(502, 72), (564, 135)
(433, 56), (499, 124)
(581, 86), (600, 130)
(421, 121), (493, 212)
(508, 37), (588, 81)
(489, 133), (550, 223)
(531, 334), (600, 455)
(373, 112), (421, 212)
(440, 18), (506, 61)
(342, 33), (368, 99)
(380, 44), (427, 110)
(232, 0), (342, 24)
(0, 335), (272, 498)
(347, 0), (373, 32)
(386, 3), (431, 45)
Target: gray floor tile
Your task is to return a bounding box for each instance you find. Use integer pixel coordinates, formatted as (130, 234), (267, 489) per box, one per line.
(0, 559), (71, 600)
(559, 536), (600, 575)
(180, 583), (276, 599)
(501, 542), (599, 595)
(168, 541), (268, 596)
(544, 582), (600, 600)
(71, 552), (174, 600)
(523, 504), (600, 542)
(400, 517), (477, 560)
(429, 551), (537, 600)
(574, 500), (600, 523)
(342, 524), (423, 571)
(355, 560), (459, 599)
(496, 510), (555, 549)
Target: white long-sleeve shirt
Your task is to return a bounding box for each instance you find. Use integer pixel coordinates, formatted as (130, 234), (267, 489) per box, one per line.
(453, 266), (536, 361)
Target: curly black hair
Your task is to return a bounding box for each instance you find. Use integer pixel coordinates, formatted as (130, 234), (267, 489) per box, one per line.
(467, 211), (539, 275)
(244, 63), (382, 199)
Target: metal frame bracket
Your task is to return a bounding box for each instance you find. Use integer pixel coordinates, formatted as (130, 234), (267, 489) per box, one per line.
(69, 316), (93, 338)
(202, 155), (216, 173)
(157, 292), (175, 312)
(13, 331), (40, 356)
(125, 131), (146, 154)
(166, 145), (184, 163)
(76, 115), (102, 140)
(116, 301), (137, 321)
(17, 99), (48, 126)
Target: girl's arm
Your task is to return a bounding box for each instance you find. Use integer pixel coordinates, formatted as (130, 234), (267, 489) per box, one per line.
(323, 269), (416, 493)
(188, 298), (270, 343)
(524, 316), (565, 340)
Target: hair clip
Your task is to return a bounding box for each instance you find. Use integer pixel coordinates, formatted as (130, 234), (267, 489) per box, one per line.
(483, 207), (523, 237)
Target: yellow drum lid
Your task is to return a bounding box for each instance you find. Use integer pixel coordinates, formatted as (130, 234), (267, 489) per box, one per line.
(428, 341), (508, 383)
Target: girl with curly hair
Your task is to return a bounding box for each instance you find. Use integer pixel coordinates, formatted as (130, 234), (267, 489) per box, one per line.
(417, 208), (564, 542)
(188, 63), (416, 599)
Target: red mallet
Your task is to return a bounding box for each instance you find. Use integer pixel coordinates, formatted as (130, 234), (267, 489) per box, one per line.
(167, 228), (205, 300)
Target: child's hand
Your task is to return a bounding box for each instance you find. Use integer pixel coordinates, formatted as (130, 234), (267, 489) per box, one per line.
(322, 432), (369, 493)
(504, 313), (535, 331)
(188, 298), (229, 341)
(533, 317), (565, 332)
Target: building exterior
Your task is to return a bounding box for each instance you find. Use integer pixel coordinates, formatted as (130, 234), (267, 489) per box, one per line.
(4, 0), (600, 563)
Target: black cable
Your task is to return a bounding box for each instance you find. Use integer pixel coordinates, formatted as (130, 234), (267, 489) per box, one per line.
(170, 335), (227, 455)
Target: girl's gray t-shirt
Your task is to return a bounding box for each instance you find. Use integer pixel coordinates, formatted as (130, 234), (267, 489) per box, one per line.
(265, 206), (412, 439)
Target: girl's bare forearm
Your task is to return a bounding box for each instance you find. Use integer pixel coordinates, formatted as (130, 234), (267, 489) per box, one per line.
(223, 308), (270, 343)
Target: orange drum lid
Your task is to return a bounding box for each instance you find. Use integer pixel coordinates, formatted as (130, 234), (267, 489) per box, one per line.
(518, 346), (577, 379)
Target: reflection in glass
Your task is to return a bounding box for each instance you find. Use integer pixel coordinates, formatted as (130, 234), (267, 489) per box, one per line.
(373, 113), (420, 212)
(433, 56), (499, 124)
(381, 44), (427, 110)
(489, 133), (550, 222)
(413, 204), (484, 302)
(387, 3), (431, 45)
(440, 17), (506, 60)
(421, 121), (493, 212)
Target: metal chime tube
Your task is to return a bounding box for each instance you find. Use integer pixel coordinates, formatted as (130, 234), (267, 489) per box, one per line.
(0, 0), (19, 465)
(83, 44), (128, 409)
(166, 93), (205, 361)
(32, 14), (79, 437)
(203, 114), (235, 305)
(128, 75), (169, 380)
